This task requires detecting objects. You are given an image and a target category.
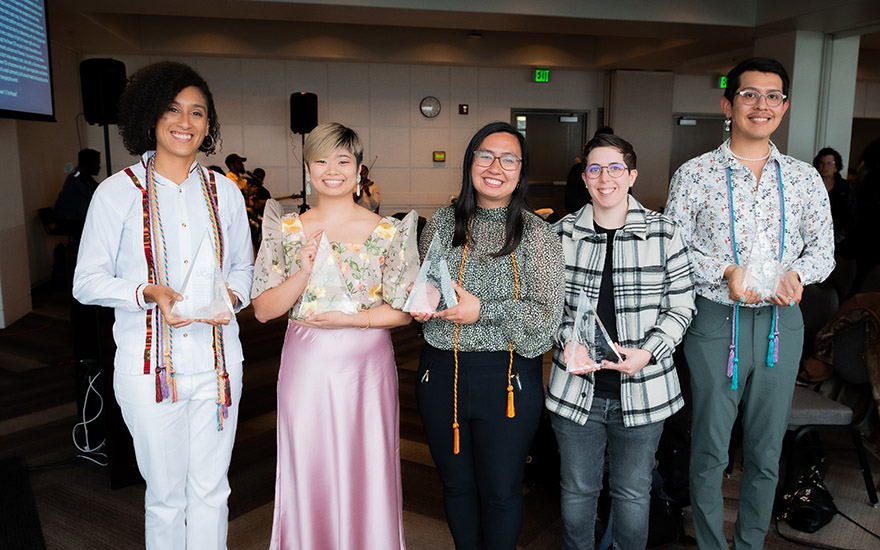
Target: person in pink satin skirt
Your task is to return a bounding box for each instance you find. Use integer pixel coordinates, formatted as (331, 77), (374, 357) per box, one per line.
(251, 122), (419, 549)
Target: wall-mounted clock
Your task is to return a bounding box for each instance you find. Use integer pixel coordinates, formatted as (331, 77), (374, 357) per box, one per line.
(419, 96), (441, 118)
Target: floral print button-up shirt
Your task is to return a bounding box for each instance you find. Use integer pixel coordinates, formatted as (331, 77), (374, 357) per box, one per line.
(666, 139), (834, 306)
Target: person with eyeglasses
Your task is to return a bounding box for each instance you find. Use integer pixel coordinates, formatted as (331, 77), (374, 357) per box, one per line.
(546, 133), (695, 550)
(813, 147), (855, 253)
(412, 121), (564, 549)
(666, 57), (834, 550)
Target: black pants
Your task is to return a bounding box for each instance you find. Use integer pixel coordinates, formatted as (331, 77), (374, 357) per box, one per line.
(416, 344), (543, 550)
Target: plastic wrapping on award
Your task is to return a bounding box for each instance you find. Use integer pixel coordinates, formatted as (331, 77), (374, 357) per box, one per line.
(740, 229), (783, 297)
(403, 233), (458, 313)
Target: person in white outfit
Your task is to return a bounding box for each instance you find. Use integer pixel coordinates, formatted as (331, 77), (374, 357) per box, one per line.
(73, 61), (254, 550)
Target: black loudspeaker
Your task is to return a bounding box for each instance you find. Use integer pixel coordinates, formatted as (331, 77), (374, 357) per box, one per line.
(290, 92), (318, 134)
(80, 58), (127, 125)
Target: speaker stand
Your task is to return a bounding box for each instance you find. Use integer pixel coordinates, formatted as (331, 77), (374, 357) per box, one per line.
(102, 123), (112, 178)
(298, 133), (309, 213)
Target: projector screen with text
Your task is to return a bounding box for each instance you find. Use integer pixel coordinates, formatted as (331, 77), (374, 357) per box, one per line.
(0, 0), (55, 122)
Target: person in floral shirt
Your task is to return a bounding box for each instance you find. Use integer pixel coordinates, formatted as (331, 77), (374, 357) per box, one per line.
(666, 57), (834, 550)
(251, 122), (418, 550)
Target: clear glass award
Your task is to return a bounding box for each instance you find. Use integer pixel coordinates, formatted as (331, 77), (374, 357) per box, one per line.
(566, 290), (622, 373)
(298, 233), (359, 317)
(403, 233), (458, 313)
(171, 231), (234, 322)
(740, 228), (784, 297)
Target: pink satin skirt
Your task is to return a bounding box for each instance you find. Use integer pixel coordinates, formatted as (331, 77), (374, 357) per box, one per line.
(269, 321), (407, 550)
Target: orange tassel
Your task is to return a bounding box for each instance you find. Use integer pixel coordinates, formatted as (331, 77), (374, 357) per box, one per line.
(507, 385), (516, 418)
(453, 422), (460, 455)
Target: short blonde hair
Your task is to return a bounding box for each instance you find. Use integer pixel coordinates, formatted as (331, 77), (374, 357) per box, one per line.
(302, 122), (364, 165)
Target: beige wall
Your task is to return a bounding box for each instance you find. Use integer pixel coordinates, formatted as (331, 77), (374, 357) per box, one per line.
(81, 54), (606, 215)
(0, 119), (31, 328)
(17, 43), (87, 289)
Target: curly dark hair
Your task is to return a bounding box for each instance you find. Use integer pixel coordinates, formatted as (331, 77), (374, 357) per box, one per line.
(813, 147), (843, 174)
(116, 61), (220, 156)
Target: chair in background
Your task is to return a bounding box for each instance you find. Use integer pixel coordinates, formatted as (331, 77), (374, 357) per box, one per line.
(827, 255), (857, 302)
(859, 265), (880, 293)
(38, 206), (66, 236)
(785, 321), (879, 507)
(800, 282), (840, 359)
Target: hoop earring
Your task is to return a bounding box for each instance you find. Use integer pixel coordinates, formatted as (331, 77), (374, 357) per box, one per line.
(201, 134), (215, 151)
(305, 173), (311, 196)
(148, 128), (156, 142)
(724, 118), (731, 132)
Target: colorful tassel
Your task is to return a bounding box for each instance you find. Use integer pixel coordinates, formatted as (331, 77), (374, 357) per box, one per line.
(155, 368), (164, 402)
(453, 422), (460, 455)
(726, 345), (736, 378)
(727, 304), (740, 390)
(766, 306), (780, 366)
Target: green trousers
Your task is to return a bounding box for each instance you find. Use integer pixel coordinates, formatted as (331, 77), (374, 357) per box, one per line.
(685, 296), (803, 550)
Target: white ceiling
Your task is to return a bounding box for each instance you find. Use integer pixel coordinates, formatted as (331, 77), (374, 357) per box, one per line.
(46, 0), (880, 77)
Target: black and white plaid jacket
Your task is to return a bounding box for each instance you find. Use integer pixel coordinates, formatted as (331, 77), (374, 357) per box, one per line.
(546, 196), (696, 427)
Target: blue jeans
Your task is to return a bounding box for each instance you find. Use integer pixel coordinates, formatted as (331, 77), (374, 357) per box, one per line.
(551, 398), (665, 550)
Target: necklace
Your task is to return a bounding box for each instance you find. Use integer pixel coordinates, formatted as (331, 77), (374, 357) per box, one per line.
(730, 147), (771, 162)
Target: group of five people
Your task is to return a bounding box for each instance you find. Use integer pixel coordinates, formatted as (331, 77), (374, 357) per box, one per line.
(73, 54), (833, 550)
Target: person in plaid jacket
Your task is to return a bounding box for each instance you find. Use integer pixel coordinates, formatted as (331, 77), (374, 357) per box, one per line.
(546, 133), (695, 550)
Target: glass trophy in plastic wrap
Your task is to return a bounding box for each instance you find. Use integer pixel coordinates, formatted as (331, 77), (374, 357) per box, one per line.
(403, 233), (458, 313)
(171, 231), (234, 322)
(298, 233), (359, 317)
(740, 228), (784, 298)
(566, 290), (622, 373)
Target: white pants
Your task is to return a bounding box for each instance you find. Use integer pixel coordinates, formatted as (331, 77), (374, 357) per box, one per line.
(114, 363), (243, 550)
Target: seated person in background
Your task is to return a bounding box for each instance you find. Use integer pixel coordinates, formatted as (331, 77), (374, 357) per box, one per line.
(54, 148), (101, 237)
(813, 147), (855, 254)
(354, 164), (380, 213)
(247, 168), (271, 213)
(225, 153), (250, 191)
(245, 167), (271, 249)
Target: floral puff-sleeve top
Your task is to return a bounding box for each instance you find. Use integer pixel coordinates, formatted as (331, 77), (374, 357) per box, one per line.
(251, 199), (420, 319)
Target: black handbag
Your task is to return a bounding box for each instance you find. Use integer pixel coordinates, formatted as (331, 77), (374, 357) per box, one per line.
(780, 467), (837, 533)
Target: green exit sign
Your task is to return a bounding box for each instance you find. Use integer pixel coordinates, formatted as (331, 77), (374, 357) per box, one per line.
(718, 75), (728, 89)
(534, 68), (550, 83)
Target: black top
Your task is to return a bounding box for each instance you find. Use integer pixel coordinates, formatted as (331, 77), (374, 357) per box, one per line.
(593, 223), (621, 399)
(564, 162), (590, 214)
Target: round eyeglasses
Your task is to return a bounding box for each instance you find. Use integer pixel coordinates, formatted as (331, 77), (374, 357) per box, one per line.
(736, 90), (787, 108)
(473, 150), (522, 171)
(585, 163), (627, 179)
